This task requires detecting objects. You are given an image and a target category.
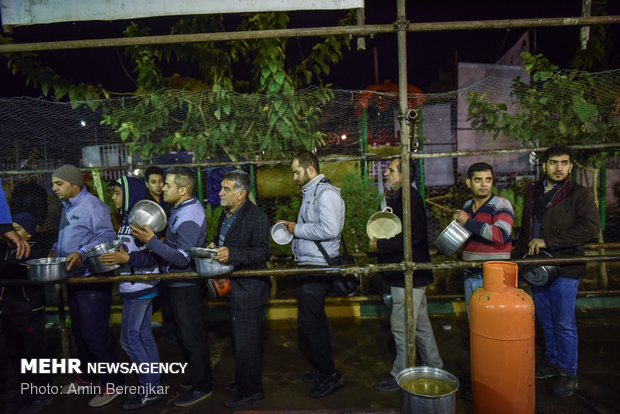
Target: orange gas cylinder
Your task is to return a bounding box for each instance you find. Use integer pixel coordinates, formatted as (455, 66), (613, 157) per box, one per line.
(470, 261), (535, 414)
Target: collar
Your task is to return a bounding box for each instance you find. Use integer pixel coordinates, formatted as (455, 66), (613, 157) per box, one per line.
(225, 199), (247, 218)
(63, 187), (87, 207)
(171, 196), (196, 211)
(302, 174), (326, 193)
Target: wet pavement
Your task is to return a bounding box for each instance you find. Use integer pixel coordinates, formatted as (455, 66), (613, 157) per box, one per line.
(2, 307), (620, 414)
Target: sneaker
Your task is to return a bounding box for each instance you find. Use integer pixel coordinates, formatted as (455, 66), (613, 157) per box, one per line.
(552, 370), (577, 397)
(301, 369), (322, 383)
(374, 375), (399, 391)
(122, 394), (164, 410)
(309, 371), (344, 398)
(224, 392), (264, 409)
(173, 388), (213, 407)
(536, 361), (559, 379)
(88, 387), (121, 407)
(61, 377), (96, 394)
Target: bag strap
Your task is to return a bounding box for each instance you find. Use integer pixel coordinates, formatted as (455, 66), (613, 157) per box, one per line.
(300, 216), (347, 266)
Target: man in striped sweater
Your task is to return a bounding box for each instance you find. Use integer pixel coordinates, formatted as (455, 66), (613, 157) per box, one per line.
(454, 162), (514, 319)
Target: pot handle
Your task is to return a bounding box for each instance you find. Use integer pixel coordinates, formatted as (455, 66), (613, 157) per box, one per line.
(382, 206), (393, 214)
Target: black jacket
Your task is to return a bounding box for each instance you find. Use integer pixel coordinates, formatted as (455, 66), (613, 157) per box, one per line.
(215, 201), (271, 310)
(377, 186), (433, 288)
(0, 239), (46, 315)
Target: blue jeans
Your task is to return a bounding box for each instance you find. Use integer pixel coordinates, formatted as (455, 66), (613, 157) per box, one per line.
(464, 268), (484, 321)
(531, 276), (579, 375)
(120, 297), (160, 388)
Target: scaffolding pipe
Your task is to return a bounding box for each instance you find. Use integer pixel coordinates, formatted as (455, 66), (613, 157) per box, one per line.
(0, 16), (617, 53)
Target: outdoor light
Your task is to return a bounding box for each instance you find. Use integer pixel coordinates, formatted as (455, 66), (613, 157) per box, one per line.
(80, 120), (87, 127)
(341, 134), (347, 141)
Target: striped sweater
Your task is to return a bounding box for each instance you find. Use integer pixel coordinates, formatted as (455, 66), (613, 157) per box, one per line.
(461, 194), (514, 261)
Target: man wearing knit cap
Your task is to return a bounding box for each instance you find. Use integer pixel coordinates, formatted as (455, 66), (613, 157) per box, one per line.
(50, 164), (124, 407)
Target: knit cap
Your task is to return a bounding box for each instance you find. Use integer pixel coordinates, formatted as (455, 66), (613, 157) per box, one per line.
(12, 212), (37, 237)
(52, 164), (84, 187)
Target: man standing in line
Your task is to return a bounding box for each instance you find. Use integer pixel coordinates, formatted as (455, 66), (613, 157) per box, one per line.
(209, 170), (270, 409)
(144, 166), (172, 217)
(51, 165), (124, 407)
(277, 151), (345, 398)
(517, 146), (600, 396)
(454, 162), (514, 319)
(0, 178), (30, 259)
(370, 158), (443, 391)
(131, 167), (211, 407)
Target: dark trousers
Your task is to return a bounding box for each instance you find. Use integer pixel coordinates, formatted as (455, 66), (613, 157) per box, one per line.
(169, 284), (213, 393)
(297, 275), (336, 376)
(67, 283), (123, 385)
(1, 309), (48, 387)
(231, 306), (264, 396)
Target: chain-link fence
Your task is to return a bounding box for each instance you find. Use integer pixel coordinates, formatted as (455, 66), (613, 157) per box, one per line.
(1, 68), (619, 297)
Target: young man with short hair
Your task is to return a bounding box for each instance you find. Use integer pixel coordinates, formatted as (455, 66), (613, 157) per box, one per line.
(517, 146), (600, 396)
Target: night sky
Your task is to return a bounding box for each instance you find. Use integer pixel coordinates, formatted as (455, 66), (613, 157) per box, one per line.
(0, 0), (618, 97)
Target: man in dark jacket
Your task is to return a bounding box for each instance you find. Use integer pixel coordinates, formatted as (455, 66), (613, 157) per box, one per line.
(517, 146), (600, 397)
(369, 158), (443, 391)
(209, 170), (270, 409)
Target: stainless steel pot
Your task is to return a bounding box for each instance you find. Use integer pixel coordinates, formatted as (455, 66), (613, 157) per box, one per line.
(25, 257), (69, 282)
(433, 220), (472, 257)
(85, 240), (123, 274)
(366, 207), (402, 240)
(188, 248), (234, 277)
(520, 250), (559, 286)
(397, 366), (459, 414)
(128, 200), (167, 233)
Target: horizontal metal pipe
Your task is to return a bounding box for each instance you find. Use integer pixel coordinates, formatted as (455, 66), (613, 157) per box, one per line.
(0, 16), (617, 53)
(3, 255), (618, 286)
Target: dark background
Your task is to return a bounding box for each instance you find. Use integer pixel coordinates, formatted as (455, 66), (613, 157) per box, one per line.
(0, 0), (618, 97)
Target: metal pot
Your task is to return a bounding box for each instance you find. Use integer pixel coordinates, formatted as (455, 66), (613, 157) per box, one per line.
(188, 248), (234, 277)
(271, 222), (293, 245)
(520, 250), (559, 286)
(25, 257), (69, 282)
(433, 220), (472, 257)
(366, 207), (402, 239)
(397, 366), (459, 414)
(85, 240), (123, 274)
(128, 200), (167, 234)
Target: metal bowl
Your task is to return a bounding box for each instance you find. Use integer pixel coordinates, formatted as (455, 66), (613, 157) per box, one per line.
(128, 200), (167, 234)
(433, 220), (472, 257)
(192, 257), (234, 278)
(366, 207), (402, 239)
(187, 247), (219, 258)
(85, 240), (123, 273)
(270, 222), (293, 245)
(25, 257), (69, 282)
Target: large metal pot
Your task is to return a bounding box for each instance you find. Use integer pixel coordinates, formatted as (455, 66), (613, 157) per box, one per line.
(188, 248), (234, 277)
(85, 240), (123, 274)
(366, 207), (402, 239)
(128, 200), (167, 233)
(25, 257), (69, 282)
(433, 220), (472, 257)
(397, 366), (459, 414)
(520, 250), (559, 286)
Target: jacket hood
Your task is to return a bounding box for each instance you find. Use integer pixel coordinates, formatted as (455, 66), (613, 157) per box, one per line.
(116, 176), (148, 215)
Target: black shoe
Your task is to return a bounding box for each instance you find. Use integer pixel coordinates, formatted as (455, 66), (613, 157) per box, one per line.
(122, 394), (164, 410)
(309, 371), (344, 398)
(224, 392), (264, 409)
(552, 370), (577, 397)
(302, 369), (322, 383)
(374, 375), (399, 391)
(178, 378), (192, 389)
(173, 388), (213, 407)
(535, 361), (559, 379)
(225, 382), (238, 392)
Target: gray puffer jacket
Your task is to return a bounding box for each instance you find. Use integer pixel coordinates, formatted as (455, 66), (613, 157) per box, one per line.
(292, 174), (345, 266)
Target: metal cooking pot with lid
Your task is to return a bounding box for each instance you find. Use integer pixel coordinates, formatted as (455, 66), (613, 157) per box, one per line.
(25, 257), (69, 282)
(366, 207), (402, 240)
(433, 220), (472, 257)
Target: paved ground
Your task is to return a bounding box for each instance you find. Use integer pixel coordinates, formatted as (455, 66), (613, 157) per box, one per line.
(2, 308), (620, 414)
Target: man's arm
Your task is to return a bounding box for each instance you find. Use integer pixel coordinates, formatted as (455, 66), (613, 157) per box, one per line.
(459, 198), (514, 246)
(146, 221), (203, 268)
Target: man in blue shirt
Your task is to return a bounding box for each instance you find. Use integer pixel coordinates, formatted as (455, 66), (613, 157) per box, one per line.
(51, 164), (124, 408)
(132, 167), (210, 407)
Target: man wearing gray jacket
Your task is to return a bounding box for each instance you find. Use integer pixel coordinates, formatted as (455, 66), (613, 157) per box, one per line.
(278, 151), (345, 399)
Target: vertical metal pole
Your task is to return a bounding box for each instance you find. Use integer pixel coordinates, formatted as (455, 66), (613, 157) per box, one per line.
(56, 284), (70, 358)
(360, 108), (369, 178)
(396, 0), (416, 367)
(249, 165), (258, 202)
(416, 112), (426, 204)
(196, 166), (205, 207)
